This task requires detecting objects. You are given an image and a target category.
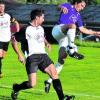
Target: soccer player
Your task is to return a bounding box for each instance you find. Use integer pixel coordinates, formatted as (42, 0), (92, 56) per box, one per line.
(44, 0), (100, 93)
(0, 1), (19, 78)
(11, 9), (75, 100)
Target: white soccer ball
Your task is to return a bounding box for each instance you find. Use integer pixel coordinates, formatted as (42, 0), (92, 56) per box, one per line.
(69, 48), (75, 55)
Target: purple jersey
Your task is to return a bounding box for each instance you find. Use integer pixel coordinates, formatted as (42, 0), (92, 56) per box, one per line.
(59, 3), (83, 27)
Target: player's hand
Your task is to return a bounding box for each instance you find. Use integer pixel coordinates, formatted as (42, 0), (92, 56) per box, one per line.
(61, 6), (68, 14)
(46, 43), (52, 52)
(18, 54), (26, 64)
(95, 31), (100, 37)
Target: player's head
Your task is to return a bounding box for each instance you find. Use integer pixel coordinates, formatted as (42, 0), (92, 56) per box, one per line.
(72, 0), (86, 12)
(30, 9), (44, 25)
(0, 1), (5, 14)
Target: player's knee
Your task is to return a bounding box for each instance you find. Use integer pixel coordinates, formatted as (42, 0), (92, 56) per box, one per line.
(69, 24), (76, 29)
(71, 24), (76, 29)
(58, 47), (67, 64)
(51, 72), (58, 80)
(0, 52), (3, 58)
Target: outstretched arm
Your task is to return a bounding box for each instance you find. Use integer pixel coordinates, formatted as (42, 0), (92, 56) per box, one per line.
(79, 26), (100, 36)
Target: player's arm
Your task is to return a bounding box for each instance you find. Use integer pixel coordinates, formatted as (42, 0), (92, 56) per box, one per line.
(11, 36), (25, 64)
(10, 15), (20, 33)
(79, 26), (100, 36)
(77, 15), (100, 36)
(44, 38), (51, 52)
(58, 3), (68, 14)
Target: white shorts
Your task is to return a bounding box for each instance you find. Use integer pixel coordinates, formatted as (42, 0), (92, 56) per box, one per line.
(52, 25), (68, 48)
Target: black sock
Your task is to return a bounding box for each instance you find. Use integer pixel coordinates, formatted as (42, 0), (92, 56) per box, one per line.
(14, 81), (32, 92)
(53, 79), (64, 100)
(0, 58), (2, 74)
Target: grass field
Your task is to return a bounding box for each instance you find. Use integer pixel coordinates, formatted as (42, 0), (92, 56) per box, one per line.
(0, 43), (100, 100)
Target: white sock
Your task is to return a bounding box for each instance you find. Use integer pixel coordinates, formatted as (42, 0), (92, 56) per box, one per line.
(67, 29), (76, 47)
(47, 78), (53, 83)
(55, 62), (63, 74)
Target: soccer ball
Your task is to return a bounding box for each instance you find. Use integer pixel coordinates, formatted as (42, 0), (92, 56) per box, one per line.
(69, 48), (75, 55)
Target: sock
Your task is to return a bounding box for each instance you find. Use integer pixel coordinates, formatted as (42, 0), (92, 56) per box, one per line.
(55, 62), (63, 74)
(67, 29), (76, 47)
(47, 78), (52, 83)
(14, 81), (32, 92)
(0, 58), (2, 74)
(53, 79), (64, 100)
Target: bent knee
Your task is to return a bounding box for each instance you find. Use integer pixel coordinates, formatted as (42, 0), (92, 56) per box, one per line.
(0, 52), (3, 58)
(68, 24), (76, 29)
(51, 70), (58, 79)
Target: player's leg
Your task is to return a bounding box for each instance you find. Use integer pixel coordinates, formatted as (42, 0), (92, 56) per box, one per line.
(11, 55), (38, 100)
(45, 64), (65, 100)
(39, 54), (64, 99)
(11, 73), (36, 100)
(67, 25), (84, 60)
(45, 63), (75, 100)
(0, 49), (3, 78)
(45, 25), (68, 93)
(44, 46), (67, 93)
(0, 42), (9, 78)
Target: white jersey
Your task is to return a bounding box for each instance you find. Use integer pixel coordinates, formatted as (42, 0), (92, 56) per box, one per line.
(26, 25), (46, 56)
(0, 13), (11, 42)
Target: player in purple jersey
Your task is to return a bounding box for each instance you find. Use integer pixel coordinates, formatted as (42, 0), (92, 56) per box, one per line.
(44, 0), (100, 93)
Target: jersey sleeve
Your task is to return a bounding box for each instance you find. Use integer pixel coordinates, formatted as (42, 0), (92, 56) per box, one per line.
(76, 14), (83, 28)
(26, 26), (33, 40)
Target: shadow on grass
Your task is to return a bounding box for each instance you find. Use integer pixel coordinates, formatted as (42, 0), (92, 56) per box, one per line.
(0, 95), (26, 100)
(0, 95), (11, 100)
(0, 86), (26, 100)
(22, 91), (43, 96)
(0, 85), (45, 99)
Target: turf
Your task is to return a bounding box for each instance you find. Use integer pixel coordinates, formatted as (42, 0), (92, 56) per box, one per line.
(0, 43), (100, 100)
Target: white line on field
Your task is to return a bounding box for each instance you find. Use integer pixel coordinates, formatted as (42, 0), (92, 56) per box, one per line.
(0, 84), (100, 99)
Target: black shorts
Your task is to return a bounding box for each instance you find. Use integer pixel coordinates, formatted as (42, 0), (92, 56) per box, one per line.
(26, 54), (54, 74)
(0, 41), (9, 51)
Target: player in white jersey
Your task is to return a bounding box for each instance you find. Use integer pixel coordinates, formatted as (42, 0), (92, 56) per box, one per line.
(0, 1), (19, 78)
(11, 9), (75, 100)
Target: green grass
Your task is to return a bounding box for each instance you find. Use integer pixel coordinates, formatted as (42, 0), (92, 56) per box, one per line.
(0, 43), (100, 100)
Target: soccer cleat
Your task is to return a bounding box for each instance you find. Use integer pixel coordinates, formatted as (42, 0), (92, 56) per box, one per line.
(69, 52), (84, 60)
(44, 80), (51, 93)
(11, 84), (19, 100)
(64, 95), (75, 100)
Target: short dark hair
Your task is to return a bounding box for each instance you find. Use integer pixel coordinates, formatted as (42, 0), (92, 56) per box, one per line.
(30, 9), (44, 20)
(72, 0), (86, 5)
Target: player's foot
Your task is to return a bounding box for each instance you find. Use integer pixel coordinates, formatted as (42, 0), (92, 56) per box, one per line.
(70, 52), (84, 60)
(11, 84), (19, 100)
(64, 95), (75, 100)
(0, 73), (3, 78)
(44, 80), (51, 93)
